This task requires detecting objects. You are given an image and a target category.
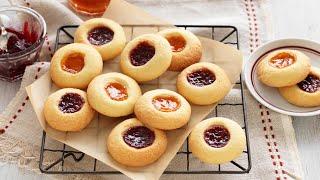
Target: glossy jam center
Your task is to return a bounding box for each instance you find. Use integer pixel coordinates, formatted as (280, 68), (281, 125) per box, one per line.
(58, 93), (84, 113)
(130, 42), (155, 66)
(269, 52), (295, 68)
(152, 96), (180, 112)
(61, 53), (85, 74)
(167, 35), (186, 52)
(204, 125), (230, 148)
(105, 82), (128, 101)
(123, 126), (155, 149)
(297, 75), (320, 93)
(87, 27), (114, 46)
(187, 68), (216, 87)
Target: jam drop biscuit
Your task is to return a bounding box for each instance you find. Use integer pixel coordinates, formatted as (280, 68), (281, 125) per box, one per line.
(134, 89), (191, 130)
(87, 72), (141, 117)
(257, 49), (311, 87)
(177, 62), (231, 105)
(44, 88), (95, 132)
(120, 34), (172, 82)
(158, 28), (202, 71)
(189, 117), (246, 164)
(50, 43), (103, 89)
(74, 18), (126, 61)
(107, 118), (167, 167)
(279, 67), (320, 107)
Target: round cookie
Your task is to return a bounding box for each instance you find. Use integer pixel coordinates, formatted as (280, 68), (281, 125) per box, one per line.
(107, 118), (167, 167)
(158, 28), (202, 71)
(44, 88), (95, 132)
(134, 89), (191, 130)
(278, 67), (320, 107)
(74, 18), (126, 61)
(189, 117), (246, 164)
(120, 34), (172, 82)
(87, 72), (141, 117)
(257, 49), (311, 87)
(176, 62), (231, 105)
(50, 43), (103, 89)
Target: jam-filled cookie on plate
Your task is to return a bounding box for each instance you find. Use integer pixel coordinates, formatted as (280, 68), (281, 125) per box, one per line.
(134, 89), (191, 130)
(74, 18), (126, 61)
(279, 67), (320, 107)
(107, 118), (167, 167)
(158, 28), (202, 71)
(257, 49), (311, 87)
(189, 117), (246, 164)
(120, 34), (172, 82)
(44, 88), (95, 132)
(87, 72), (141, 117)
(177, 62), (231, 105)
(50, 43), (103, 89)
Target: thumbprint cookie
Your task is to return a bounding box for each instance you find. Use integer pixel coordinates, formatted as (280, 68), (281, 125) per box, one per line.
(107, 118), (167, 167)
(43, 88), (95, 132)
(189, 117), (246, 164)
(87, 72), (141, 117)
(279, 67), (320, 107)
(134, 89), (191, 130)
(177, 62), (231, 105)
(50, 43), (103, 89)
(158, 28), (202, 71)
(257, 49), (311, 87)
(74, 18), (126, 61)
(120, 34), (172, 82)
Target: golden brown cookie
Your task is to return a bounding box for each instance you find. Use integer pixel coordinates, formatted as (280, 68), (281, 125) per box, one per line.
(87, 72), (142, 117)
(44, 88), (95, 132)
(74, 18), (126, 61)
(107, 118), (167, 167)
(158, 28), (202, 71)
(176, 62), (231, 105)
(278, 67), (320, 107)
(120, 34), (172, 82)
(189, 117), (246, 164)
(134, 89), (191, 130)
(50, 43), (103, 89)
(257, 49), (311, 87)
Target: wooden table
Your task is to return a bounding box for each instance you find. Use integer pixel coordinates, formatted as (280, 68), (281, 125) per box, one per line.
(0, 0), (319, 179)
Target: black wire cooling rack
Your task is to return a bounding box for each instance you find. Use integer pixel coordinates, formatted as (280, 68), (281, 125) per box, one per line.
(39, 24), (251, 175)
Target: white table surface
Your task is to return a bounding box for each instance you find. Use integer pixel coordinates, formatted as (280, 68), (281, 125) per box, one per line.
(0, 0), (319, 179)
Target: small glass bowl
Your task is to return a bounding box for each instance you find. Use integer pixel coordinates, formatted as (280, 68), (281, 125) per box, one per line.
(0, 6), (46, 82)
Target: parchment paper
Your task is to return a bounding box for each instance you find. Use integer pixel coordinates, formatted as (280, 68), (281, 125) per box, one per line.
(25, 1), (243, 179)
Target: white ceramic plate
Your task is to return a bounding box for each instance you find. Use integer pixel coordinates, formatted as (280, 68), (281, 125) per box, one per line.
(244, 38), (320, 116)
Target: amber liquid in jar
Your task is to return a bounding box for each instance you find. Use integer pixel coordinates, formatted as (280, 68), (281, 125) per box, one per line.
(68, 0), (111, 16)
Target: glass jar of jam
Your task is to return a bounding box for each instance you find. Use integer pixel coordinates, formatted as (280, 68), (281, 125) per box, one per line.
(0, 6), (46, 82)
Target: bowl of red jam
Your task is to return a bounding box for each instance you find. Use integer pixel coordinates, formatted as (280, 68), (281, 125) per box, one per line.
(0, 6), (46, 82)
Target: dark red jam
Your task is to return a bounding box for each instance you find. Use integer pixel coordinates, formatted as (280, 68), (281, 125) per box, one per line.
(297, 75), (320, 93)
(130, 42), (155, 66)
(204, 125), (230, 148)
(87, 27), (114, 46)
(187, 68), (216, 87)
(58, 93), (84, 113)
(123, 126), (155, 149)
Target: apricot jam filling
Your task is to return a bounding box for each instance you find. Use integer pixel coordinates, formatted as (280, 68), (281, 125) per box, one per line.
(152, 96), (180, 112)
(269, 52), (295, 68)
(166, 35), (186, 52)
(61, 53), (85, 74)
(105, 82), (128, 101)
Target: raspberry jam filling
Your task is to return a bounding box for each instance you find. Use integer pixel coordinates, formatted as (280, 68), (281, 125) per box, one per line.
(152, 96), (180, 112)
(87, 26), (114, 46)
(167, 35), (186, 52)
(187, 68), (216, 87)
(105, 82), (128, 101)
(123, 126), (155, 149)
(297, 75), (320, 93)
(58, 93), (84, 113)
(269, 52), (295, 68)
(204, 125), (230, 148)
(130, 41), (155, 66)
(61, 53), (84, 74)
